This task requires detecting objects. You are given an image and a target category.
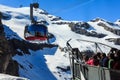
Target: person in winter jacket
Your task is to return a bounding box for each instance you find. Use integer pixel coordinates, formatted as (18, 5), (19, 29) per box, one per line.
(87, 54), (99, 66)
(108, 53), (115, 69)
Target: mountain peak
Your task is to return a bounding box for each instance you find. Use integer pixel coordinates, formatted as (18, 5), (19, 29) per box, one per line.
(90, 17), (106, 22)
(115, 19), (120, 25)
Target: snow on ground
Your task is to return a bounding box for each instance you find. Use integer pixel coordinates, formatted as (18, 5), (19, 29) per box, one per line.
(13, 48), (59, 80)
(45, 47), (71, 80)
(1, 4), (120, 80)
(0, 74), (28, 80)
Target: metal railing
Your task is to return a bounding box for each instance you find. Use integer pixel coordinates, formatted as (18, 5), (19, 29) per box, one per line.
(66, 39), (120, 80)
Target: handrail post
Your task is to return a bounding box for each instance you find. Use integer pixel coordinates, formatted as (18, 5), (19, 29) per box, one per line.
(72, 50), (75, 80)
(95, 42), (97, 53)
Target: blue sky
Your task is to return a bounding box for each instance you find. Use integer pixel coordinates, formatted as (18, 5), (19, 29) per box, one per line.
(0, 0), (120, 22)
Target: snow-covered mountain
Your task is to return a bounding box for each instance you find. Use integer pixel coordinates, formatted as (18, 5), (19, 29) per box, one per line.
(0, 4), (120, 80)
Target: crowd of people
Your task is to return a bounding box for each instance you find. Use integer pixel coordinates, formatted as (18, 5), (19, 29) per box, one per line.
(82, 48), (120, 70)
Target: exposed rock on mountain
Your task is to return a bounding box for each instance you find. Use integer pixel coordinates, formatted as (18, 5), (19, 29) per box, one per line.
(69, 21), (106, 38)
(90, 18), (105, 22)
(0, 24), (18, 76)
(115, 19), (120, 26)
(97, 22), (120, 35)
(89, 18), (120, 36)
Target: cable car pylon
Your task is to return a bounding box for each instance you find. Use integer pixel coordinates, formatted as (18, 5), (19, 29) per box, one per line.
(24, 2), (49, 43)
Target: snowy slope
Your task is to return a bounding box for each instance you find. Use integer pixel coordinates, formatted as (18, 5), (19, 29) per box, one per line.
(1, 4), (120, 80)
(0, 74), (28, 80)
(1, 5), (71, 80)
